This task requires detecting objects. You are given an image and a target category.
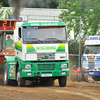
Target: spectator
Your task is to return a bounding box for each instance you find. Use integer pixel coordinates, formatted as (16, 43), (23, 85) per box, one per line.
(4, 36), (14, 46)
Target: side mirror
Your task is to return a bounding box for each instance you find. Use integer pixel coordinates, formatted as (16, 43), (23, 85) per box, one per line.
(18, 28), (21, 38)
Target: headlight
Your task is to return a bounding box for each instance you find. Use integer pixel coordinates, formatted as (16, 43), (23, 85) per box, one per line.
(61, 63), (67, 67)
(25, 64), (31, 68)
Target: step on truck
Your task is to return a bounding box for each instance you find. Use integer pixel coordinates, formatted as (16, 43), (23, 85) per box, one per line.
(3, 21), (69, 87)
(83, 36), (100, 81)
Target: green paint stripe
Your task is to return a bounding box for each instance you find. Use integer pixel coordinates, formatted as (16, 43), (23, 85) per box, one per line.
(57, 47), (65, 49)
(27, 47), (35, 50)
(27, 46), (36, 53)
(27, 49), (35, 51)
(15, 44), (22, 52)
(22, 22), (66, 27)
(15, 47), (22, 51)
(27, 50), (36, 53)
(27, 50), (36, 52)
(15, 44), (22, 48)
(56, 49), (65, 52)
(56, 46), (65, 52)
(15, 45), (22, 49)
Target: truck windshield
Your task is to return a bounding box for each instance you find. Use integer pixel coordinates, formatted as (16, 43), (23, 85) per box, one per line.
(84, 45), (100, 54)
(22, 26), (67, 44)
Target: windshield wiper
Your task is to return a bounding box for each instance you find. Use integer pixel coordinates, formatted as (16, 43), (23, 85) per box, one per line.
(44, 38), (62, 43)
(25, 38), (43, 43)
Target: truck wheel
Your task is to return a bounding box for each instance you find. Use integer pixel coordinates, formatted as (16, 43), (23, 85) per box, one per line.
(77, 73), (82, 82)
(59, 76), (67, 87)
(92, 76), (100, 81)
(4, 63), (11, 85)
(17, 67), (25, 87)
(84, 73), (88, 82)
(71, 73), (76, 82)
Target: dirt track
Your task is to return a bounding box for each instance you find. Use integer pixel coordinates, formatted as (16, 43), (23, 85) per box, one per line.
(0, 69), (100, 100)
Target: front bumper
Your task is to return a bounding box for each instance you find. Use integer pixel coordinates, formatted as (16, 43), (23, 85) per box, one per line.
(86, 71), (100, 76)
(20, 61), (69, 78)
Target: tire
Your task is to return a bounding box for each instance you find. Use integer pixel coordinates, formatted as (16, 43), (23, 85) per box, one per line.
(92, 76), (100, 81)
(59, 76), (67, 87)
(71, 73), (76, 82)
(77, 73), (82, 82)
(84, 73), (88, 82)
(4, 63), (11, 85)
(17, 67), (25, 87)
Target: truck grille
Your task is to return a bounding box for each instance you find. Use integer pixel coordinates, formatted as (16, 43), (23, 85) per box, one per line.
(38, 64), (55, 70)
(37, 53), (55, 60)
(88, 57), (94, 70)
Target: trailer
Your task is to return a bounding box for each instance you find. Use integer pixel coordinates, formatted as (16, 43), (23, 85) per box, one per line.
(83, 36), (100, 81)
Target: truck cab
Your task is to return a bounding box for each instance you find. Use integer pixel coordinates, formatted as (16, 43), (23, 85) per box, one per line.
(4, 21), (69, 87)
(83, 36), (100, 81)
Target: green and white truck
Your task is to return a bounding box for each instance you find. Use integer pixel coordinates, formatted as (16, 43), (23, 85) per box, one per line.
(4, 21), (69, 87)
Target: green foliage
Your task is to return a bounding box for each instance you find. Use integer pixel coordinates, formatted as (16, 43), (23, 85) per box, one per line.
(69, 40), (79, 54)
(25, 0), (59, 8)
(68, 39), (84, 67)
(68, 40), (79, 67)
(0, 0), (9, 7)
(58, 0), (100, 40)
(0, 3), (4, 19)
(5, 9), (12, 19)
(0, 0), (59, 8)
(69, 39), (84, 54)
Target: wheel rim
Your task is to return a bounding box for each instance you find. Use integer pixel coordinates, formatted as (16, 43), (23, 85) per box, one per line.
(4, 69), (7, 84)
(17, 71), (20, 86)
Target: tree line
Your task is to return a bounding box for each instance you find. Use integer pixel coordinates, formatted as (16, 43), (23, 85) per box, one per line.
(0, 0), (59, 8)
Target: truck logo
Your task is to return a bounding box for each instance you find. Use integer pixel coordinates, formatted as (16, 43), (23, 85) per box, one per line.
(45, 56), (48, 59)
(36, 46), (56, 50)
(60, 56), (66, 58)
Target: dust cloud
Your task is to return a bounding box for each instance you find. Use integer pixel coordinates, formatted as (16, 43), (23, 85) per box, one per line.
(9, 0), (26, 21)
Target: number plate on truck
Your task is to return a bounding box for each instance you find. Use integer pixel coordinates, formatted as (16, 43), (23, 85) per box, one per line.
(89, 72), (94, 75)
(42, 74), (52, 77)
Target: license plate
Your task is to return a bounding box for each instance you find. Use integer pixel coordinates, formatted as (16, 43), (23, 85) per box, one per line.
(42, 74), (52, 77)
(89, 72), (94, 75)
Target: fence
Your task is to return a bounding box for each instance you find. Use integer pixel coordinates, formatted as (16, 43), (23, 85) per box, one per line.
(69, 54), (80, 70)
